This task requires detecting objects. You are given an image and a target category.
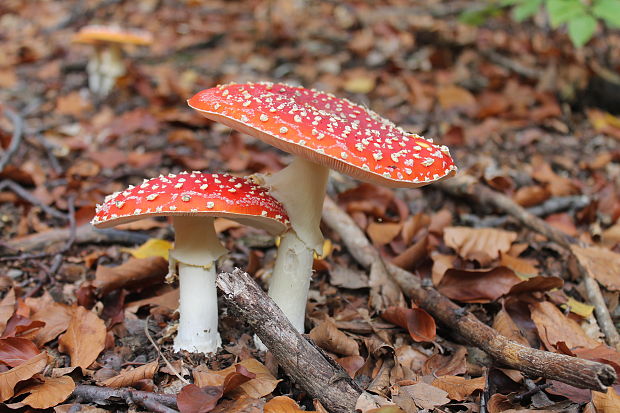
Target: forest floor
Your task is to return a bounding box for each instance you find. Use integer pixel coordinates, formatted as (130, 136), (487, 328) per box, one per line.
(1, 0), (620, 412)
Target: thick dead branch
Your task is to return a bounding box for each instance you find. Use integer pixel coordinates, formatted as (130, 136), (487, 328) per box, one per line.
(437, 175), (620, 350)
(216, 269), (362, 413)
(71, 384), (178, 412)
(322, 197), (616, 392)
(6, 223), (151, 252)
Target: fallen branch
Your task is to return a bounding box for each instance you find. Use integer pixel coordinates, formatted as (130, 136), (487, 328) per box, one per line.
(5, 223), (151, 252)
(0, 180), (67, 221)
(321, 197), (616, 392)
(437, 175), (620, 350)
(216, 269), (362, 413)
(71, 384), (178, 413)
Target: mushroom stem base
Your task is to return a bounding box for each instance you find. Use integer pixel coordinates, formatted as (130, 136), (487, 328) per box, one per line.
(267, 229), (314, 333)
(174, 263), (221, 354)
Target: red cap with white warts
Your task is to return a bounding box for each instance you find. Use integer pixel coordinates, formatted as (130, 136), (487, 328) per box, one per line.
(91, 172), (289, 234)
(188, 82), (457, 187)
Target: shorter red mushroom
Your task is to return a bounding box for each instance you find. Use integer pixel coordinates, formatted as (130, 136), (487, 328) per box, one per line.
(92, 172), (289, 353)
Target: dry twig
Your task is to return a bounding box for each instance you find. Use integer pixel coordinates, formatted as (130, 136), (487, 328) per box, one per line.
(71, 384), (178, 412)
(321, 197), (616, 392)
(216, 269), (362, 413)
(437, 175), (620, 350)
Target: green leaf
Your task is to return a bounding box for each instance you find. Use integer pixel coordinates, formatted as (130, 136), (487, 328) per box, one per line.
(459, 5), (503, 26)
(568, 15), (598, 47)
(547, 0), (586, 27)
(592, 0), (620, 27)
(512, 0), (544, 21)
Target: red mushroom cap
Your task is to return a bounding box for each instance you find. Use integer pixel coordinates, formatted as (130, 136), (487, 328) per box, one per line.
(92, 172), (289, 235)
(188, 82), (457, 188)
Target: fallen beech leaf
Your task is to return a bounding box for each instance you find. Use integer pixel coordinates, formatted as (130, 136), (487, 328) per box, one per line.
(547, 380), (591, 403)
(31, 302), (72, 346)
(0, 289), (16, 334)
(93, 256), (168, 295)
(194, 358), (280, 398)
(343, 75), (376, 94)
(381, 306), (436, 342)
(309, 320), (359, 356)
(499, 252), (538, 278)
(0, 351), (47, 401)
(437, 267), (521, 303)
(507, 275), (563, 295)
(492, 308), (529, 346)
(444, 227), (517, 265)
(592, 387), (620, 413)
(1, 315), (45, 339)
(123, 239), (172, 260)
(513, 185), (551, 207)
(126, 288), (179, 312)
(392, 235), (428, 271)
(366, 407), (405, 413)
(437, 85), (476, 110)
(177, 384), (222, 413)
(431, 375), (485, 401)
(329, 265), (369, 290)
(0, 337), (40, 367)
(587, 108), (620, 141)
(336, 355), (365, 378)
(264, 395), (319, 413)
(571, 245), (620, 291)
(562, 297), (594, 318)
(431, 253), (455, 285)
(530, 301), (600, 351)
(401, 382), (449, 410)
(16, 376), (75, 409)
(367, 221), (402, 246)
(422, 346), (467, 376)
(101, 360), (158, 388)
(58, 306), (106, 369)
(211, 395), (265, 412)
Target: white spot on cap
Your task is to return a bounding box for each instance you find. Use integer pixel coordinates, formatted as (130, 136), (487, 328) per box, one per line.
(260, 114), (269, 122)
(280, 126), (288, 134)
(207, 202), (215, 208)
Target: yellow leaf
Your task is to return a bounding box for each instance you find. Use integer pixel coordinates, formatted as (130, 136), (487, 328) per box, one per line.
(562, 297), (594, 318)
(123, 238), (172, 260)
(343, 76), (375, 94)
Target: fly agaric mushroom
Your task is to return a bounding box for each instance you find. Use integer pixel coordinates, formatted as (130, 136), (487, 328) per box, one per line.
(73, 25), (153, 96)
(92, 172), (289, 353)
(188, 82), (457, 337)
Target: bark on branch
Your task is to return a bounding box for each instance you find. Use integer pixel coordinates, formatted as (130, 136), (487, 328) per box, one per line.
(437, 175), (620, 350)
(216, 269), (362, 413)
(71, 384), (178, 413)
(322, 197), (616, 392)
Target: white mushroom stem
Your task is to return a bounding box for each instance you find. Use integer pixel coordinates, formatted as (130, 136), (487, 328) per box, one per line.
(87, 44), (126, 96)
(260, 157), (329, 333)
(170, 216), (227, 354)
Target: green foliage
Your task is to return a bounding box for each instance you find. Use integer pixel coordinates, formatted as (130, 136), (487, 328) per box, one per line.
(460, 0), (620, 47)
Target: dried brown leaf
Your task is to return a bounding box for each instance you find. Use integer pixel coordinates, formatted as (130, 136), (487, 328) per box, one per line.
(58, 306), (106, 369)
(492, 308), (529, 346)
(571, 245), (620, 291)
(367, 221), (402, 246)
(309, 320), (359, 356)
(0, 337), (41, 367)
(400, 382), (450, 410)
(94, 256), (168, 295)
(194, 359), (279, 399)
(592, 388), (620, 413)
(0, 351), (47, 402)
(381, 306), (436, 342)
(177, 384), (222, 413)
(437, 267), (521, 303)
(499, 252), (538, 278)
(444, 227), (517, 265)
(336, 355), (365, 378)
(264, 396), (319, 413)
(31, 302), (72, 346)
(101, 360), (158, 388)
(431, 375), (485, 401)
(508, 275), (563, 295)
(423, 346), (467, 376)
(530, 301), (600, 351)
(0, 289), (16, 335)
(16, 376), (75, 409)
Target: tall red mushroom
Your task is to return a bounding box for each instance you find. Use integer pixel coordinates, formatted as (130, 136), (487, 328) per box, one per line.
(188, 82), (457, 337)
(92, 172), (289, 353)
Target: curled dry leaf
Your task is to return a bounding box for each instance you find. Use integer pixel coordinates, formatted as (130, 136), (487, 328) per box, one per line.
(530, 301), (600, 351)
(15, 375), (75, 409)
(93, 256), (168, 295)
(101, 360), (158, 388)
(381, 306), (436, 342)
(58, 306), (106, 369)
(0, 289), (16, 335)
(437, 267), (521, 303)
(1, 314), (45, 339)
(571, 245), (620, 291)
(431, 375), (485, 401)
(177, 384), (223, 413)
(499, 252), (538, 278)
(336, 355), (365, 378)
(367, 221), (403, 246)
(309, 320), (359, 356)
(194, 358), (280, 399)
(400, 382), (450, 410)
(592, 387), (620, 413)
(0, 337), (41, 367)
(444, 227), (517, 266)
(422, 346), (467, 376)
(264, 395), (319, 413)
(0, 351), (47, 402)
(507, 275), (563, 295)
(492, 308), (529, 346)
(31, 302), (72, 346)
